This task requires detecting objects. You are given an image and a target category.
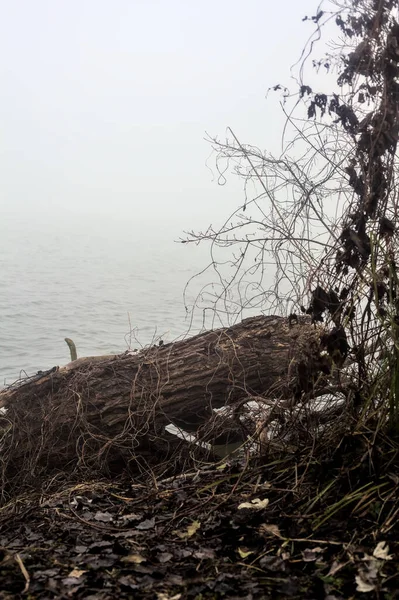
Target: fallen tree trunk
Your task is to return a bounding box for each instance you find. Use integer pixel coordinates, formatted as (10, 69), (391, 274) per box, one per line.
(0, 315), (324, 495)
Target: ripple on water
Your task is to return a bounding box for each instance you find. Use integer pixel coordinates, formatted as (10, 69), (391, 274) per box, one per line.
(0, 218), (217, 385)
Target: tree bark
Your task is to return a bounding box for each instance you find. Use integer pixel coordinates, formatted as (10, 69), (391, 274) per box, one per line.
(0, 315), (322, 491)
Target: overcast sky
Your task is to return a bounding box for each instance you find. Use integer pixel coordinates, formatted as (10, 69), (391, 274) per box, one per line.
(1, 0), (328, 239)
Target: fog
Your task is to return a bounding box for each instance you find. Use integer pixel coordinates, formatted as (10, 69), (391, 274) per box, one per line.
(1, 0), (328, 239)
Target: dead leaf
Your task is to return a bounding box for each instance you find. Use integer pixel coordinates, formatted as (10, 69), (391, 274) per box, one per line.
(238, 498), (269, 510)
(259, 555), (286, 572)
(187, 520), (201, 536)
(68, 568), (86, 578)
(355, 560), (379, 594)
(94, 511), (113, 522)
(193, 548), (215, 560)
(120, 513), (142, 522)
(259, 523), (281, 538)
(62, 577), (84, 586)
(157, 552), (173, 563)
(136, 517), (155, 530)
(174, 520), (201, 539)
(302, 547), (325, 562)
(122, 554), (146, 564)
(373, 541), (393, 560)
(355, 574), (375, 593)
(119, 575), (137, 589)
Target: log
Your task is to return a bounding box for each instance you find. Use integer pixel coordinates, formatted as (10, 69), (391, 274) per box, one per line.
(0, 315), (323, 494)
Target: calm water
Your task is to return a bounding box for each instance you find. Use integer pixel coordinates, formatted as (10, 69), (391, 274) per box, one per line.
(0, 213), (219, 385)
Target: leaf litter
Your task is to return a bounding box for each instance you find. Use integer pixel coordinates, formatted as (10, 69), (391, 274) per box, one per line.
(0, 452), (398, 599)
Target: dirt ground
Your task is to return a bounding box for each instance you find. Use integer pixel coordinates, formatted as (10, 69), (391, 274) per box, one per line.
(1, 451), (398, 600)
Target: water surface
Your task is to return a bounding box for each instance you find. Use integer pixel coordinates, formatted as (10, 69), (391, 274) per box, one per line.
(0, 213), (213, 384)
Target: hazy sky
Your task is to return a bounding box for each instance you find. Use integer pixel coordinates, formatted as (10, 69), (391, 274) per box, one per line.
(1, 0), (327, 239)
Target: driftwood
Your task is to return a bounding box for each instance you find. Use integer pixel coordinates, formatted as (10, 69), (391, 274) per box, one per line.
(0, 315), (325, 495)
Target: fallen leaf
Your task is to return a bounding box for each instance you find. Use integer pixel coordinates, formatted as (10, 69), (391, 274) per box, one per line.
(302, 547), (325, 562)
(174, 520), (201, 539)
(355, 574), (375, 593)
(36, 568), (60, 578)
(157, 593), (182, 600)
(119, 575), (138, 589)
(187, 520), (201, 537)
(238, 498), (269, 510)
(259, 555), (286, 572)
(62, 577), (84, 586)
(122, 554), (146, 564)
(157, 552), (173, 563)
(165, 574), (184, 586)
(120, 513), (142, 522)
(94, 511), (113, 522)
(373, 541), (393, 560)
(88, 540), (112, 551)
(68, 568), (86, 578)
(136, 517), (155, 530)
(193, 548), (215, 560)
(259, 523), (281, 538)
(355, 558), (379, 594)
